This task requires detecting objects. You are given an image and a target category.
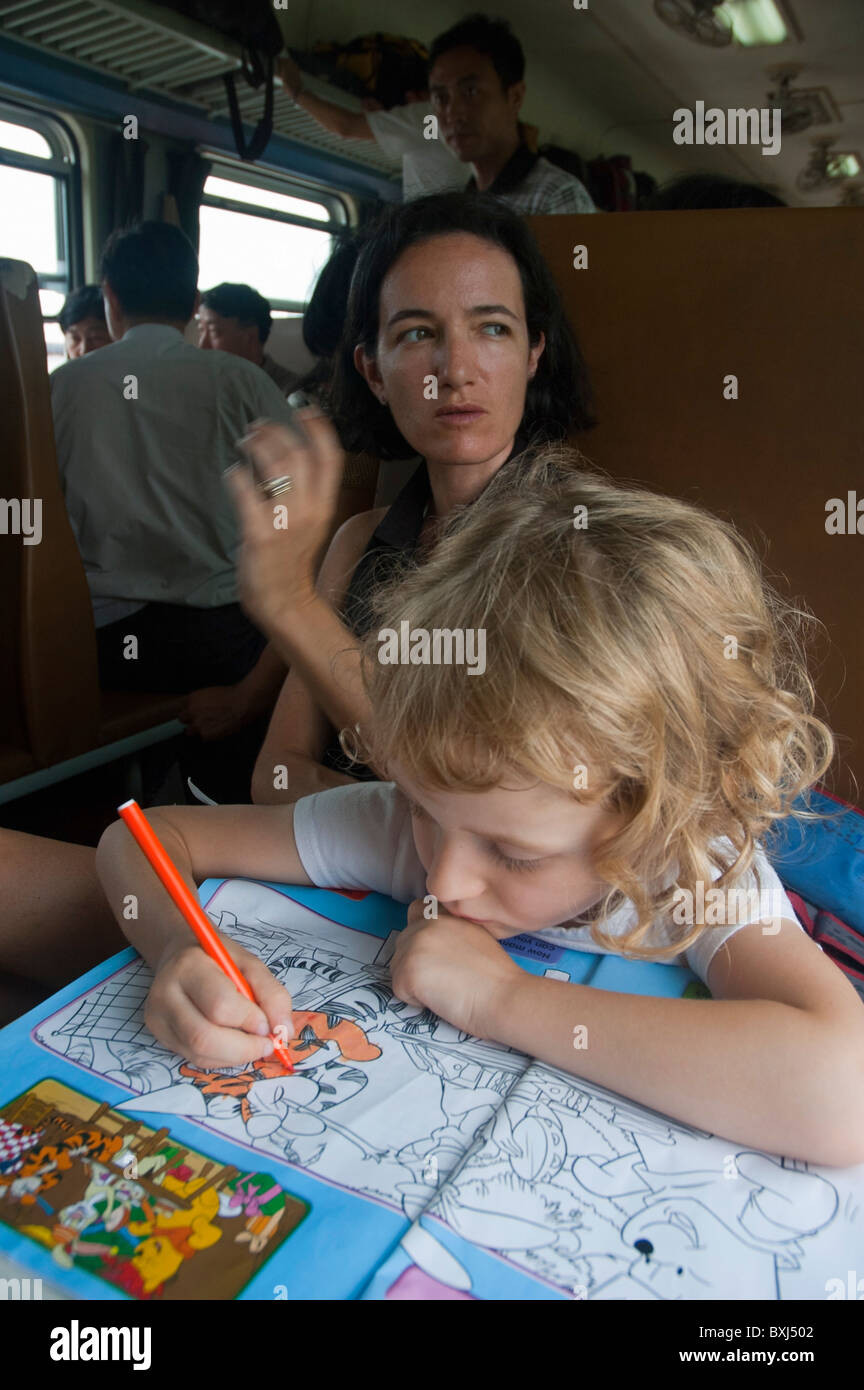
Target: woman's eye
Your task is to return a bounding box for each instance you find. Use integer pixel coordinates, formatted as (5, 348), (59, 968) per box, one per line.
(481, 322), (510, 337)
(491, 846), (544, 873)
(399, 326), (431, 343)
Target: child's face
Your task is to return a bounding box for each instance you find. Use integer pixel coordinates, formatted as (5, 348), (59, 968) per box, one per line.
(392, 765), (623, 938)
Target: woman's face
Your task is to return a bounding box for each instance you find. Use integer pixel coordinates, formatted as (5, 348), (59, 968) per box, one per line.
(355, 232), (545, 468)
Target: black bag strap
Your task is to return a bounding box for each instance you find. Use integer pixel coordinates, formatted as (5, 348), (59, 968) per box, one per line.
(223, 50), (274, 162)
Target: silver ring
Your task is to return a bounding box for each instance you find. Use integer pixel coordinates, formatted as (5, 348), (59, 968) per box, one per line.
(258, 474), (294, 499)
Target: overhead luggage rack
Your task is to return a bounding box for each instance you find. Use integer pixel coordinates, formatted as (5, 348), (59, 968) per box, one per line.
(187, 71), (400, 174)
(0, 0), (400, 176)
(0, 0), (242, 97)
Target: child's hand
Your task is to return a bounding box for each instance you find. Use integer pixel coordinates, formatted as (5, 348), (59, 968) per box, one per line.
(145, 938), (295, 1068)
(390, 901), (522, 1039)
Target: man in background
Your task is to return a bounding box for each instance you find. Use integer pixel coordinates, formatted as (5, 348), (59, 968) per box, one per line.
(428, 13), (595, 214)
(279, 15), (590, 215)
(197, 282), (298, 395)
(58, 284), (111, 358)
(50, 221), (296, 800)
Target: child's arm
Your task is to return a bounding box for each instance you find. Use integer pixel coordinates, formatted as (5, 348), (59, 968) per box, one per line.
(95, 804), (313, 1067)
(394, 907), (864, 1167)
(492, 918), (864, 1165)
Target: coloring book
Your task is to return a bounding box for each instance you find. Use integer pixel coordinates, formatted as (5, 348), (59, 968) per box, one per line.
(0, 879), (862, 1300)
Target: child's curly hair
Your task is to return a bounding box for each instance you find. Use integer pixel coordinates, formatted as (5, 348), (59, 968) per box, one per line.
(351, 447), (834, 961)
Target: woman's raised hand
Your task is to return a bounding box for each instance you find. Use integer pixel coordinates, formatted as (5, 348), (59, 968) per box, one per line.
(224, 407), (345, 634)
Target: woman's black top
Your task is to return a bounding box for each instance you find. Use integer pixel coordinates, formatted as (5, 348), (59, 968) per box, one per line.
(320, 440), (530, 778)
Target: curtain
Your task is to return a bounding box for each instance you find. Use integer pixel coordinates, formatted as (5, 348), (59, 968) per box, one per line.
(164, 147), (212, 252)
(107, 129), (149, 229)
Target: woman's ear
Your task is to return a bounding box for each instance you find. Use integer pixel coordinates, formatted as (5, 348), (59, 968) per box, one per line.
(527, 330), (546, 379)
(353, 343), (388, 404)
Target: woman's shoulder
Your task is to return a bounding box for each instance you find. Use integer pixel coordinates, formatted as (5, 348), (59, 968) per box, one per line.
(333, 506), (389, 550)
(318, 507), (389, 606)
(327, 507), (389, 568)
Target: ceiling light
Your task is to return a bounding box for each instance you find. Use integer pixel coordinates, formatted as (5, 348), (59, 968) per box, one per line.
(720, 0), (789, 46)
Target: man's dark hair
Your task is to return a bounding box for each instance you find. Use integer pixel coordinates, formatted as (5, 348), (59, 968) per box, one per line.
(330, 191), (594, 459)
(428, 13), (524, 90)
(100, 220), (198, 320)
(58, 284), (105, 332)
(200, 282), (273, 344)
(648, 173), (786, 210)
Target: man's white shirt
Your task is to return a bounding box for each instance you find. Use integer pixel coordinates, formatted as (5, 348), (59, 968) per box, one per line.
(51, 324), (294, 624)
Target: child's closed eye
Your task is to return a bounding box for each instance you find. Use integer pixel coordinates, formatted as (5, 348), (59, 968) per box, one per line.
(407, 799), (545, 872)
(490, 846), (544, 873)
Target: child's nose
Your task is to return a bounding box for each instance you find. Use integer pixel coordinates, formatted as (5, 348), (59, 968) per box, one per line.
(424, 839), (485, 906)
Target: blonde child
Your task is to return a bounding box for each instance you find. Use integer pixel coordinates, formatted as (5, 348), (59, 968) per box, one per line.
(95, 451), (864, 1166)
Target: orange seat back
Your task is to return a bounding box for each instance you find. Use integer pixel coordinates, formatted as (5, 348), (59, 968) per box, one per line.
(0, 258), (101, 765)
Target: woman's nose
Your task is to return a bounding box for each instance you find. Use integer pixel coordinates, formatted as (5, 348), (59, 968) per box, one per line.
(435, 334), (475, 389)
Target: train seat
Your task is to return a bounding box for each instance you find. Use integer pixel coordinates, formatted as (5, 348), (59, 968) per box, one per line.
(0, 259), (183, 795)
(530, 207), (864, 801)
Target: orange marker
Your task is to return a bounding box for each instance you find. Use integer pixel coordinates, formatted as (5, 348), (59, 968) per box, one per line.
(117, 799), (294, 1073)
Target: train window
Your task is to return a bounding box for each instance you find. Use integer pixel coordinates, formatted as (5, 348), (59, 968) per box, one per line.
(198, 163), (350, 313)
(0, 103), (78, 372)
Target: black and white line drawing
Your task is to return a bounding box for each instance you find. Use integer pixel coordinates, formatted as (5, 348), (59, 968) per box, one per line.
(33, 879), (863, 1299)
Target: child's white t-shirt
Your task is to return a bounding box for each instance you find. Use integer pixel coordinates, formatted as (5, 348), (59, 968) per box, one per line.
(292, 781), (801, 987)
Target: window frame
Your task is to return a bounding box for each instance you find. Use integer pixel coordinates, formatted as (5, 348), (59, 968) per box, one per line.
(0, 97), (83, 306)
(199, 154), (353, 313)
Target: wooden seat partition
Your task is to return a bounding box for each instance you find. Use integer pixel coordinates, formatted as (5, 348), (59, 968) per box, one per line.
(529, 208), (864, 801)
(0, 258), (181, 785)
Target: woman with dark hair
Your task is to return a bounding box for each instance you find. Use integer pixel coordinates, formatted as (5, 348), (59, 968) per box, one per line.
(235, 191), (593, 804)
